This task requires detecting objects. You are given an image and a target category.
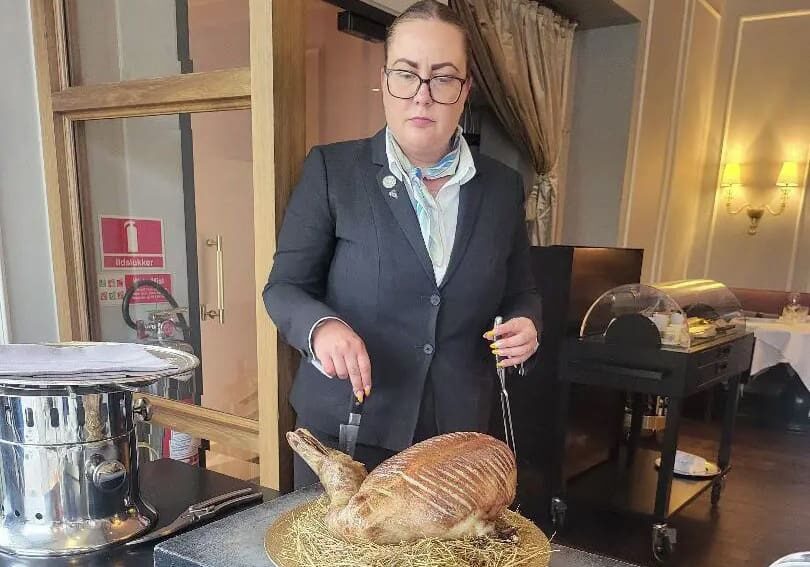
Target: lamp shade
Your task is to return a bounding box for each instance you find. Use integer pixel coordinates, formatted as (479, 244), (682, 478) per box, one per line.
(776, 161), (800, 187)
(721, 163), (742, 187)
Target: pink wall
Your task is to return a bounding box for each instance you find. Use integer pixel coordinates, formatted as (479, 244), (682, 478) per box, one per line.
(187, 1), (257, 421)
(187, 0), (250, 72)
(305, 0), (386, 151)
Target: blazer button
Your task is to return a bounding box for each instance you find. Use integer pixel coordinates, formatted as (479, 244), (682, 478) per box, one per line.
(430, 294), (441, 306)
(423, 344), (434, 355)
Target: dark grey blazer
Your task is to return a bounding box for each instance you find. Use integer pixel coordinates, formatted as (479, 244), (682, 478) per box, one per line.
(263, 128), (541, 451)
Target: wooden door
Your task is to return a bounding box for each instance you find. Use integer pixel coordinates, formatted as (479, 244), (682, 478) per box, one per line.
(30, 0), (305, 490)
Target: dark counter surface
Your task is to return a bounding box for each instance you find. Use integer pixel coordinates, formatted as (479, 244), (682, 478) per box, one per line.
(155, 484), (320, 567)
(0, 461), (642, 567)
(0, 459), (276, 567)
(156, 485), (641, 567)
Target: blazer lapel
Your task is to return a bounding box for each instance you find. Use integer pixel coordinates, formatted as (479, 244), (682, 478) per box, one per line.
(368, 128), (486, 288)
(369, 128), (435, 283)
(373, 166), (436, 284)
(440, 171), (485, 289)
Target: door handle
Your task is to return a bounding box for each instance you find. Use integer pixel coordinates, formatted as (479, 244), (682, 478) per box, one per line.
(200, 235), (225, 324)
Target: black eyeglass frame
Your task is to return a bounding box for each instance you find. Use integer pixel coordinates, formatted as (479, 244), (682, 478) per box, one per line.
(383, 68), (468, 105)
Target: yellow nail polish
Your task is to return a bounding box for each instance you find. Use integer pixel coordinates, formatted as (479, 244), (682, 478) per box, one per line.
(355, 391), (364, 403)
(364, 386), (371, 396)
(497, 362), (505, 368)
(490, 343), (499, 349)
(493, 349), (500, 355)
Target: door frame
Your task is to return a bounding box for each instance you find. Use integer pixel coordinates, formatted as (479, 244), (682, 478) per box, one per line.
(175, 0), (205, 382)
(0, 223), (10, 344)
(29, 0), (305, 491)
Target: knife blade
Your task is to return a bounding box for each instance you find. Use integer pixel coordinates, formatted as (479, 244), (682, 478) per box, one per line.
(338, 393), (364, 458)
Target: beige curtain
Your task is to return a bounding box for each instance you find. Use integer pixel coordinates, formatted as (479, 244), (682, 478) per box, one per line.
(453, 0), (576, 245)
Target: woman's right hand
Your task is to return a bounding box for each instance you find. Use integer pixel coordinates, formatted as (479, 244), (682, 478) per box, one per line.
(311, 320), (372, 401)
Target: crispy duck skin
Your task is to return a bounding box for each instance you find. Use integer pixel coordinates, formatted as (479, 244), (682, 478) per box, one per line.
(287, 428), (516, 544)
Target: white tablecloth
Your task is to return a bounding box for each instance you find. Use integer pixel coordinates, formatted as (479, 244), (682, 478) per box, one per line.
(0, 343), (173, 375)
(746, 318), (810, 390)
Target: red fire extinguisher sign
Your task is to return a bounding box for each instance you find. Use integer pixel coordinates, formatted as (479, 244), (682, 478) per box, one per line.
(100, 216), (165, 269)
(123, 273), (174, 304)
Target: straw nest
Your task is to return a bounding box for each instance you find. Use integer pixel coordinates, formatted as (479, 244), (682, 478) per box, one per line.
(265, 496), (552, 567)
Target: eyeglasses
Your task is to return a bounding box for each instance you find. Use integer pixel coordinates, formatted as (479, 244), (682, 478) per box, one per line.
(383, 68), (467, 105)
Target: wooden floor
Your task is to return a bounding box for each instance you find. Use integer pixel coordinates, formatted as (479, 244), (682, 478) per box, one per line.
(553, 418), (810, 567)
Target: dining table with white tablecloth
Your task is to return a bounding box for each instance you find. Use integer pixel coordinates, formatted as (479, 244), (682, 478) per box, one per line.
(746, 318), (810, 391)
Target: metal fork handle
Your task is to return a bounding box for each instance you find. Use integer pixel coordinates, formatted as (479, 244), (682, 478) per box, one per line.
(501, 389), (517, 460)
(197, 491), (262, 519)
(187, 488), (257, 513)
(492, 315), (517, 458)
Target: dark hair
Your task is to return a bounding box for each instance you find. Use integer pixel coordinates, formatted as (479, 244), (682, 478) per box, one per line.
(384, 0), (471, 76)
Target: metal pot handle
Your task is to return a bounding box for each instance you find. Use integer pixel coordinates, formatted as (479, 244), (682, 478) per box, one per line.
(85, 455), (128, 492)
(133, 397), (152, 423)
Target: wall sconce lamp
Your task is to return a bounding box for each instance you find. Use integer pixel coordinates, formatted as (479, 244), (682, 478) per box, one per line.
(721, 161), (800, 235)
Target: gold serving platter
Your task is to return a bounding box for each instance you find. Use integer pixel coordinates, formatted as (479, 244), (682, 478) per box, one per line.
(265, 496), (551, 567)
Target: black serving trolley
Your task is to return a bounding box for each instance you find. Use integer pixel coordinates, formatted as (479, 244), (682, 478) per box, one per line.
(549, 280), (755, 561)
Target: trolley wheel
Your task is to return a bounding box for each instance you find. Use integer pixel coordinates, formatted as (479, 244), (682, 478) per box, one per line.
(550, 497), (567, 530)
(652, 523), (676, 563)
(711, 476), (725, 506)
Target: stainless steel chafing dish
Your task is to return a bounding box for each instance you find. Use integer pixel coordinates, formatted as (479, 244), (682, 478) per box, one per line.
(580, 279), (747, 350)
(0, 342), (198, 557)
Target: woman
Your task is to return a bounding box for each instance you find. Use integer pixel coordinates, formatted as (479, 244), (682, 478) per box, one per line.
(264, 0), (541, 488)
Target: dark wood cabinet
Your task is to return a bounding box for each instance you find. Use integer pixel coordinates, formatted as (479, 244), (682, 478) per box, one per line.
(490, 246), (643, 522)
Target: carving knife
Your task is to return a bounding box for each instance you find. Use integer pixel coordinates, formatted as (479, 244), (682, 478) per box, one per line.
(338, 393), (364, 458)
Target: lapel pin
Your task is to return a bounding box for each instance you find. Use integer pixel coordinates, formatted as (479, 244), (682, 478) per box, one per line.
(388, 189), (399, 199)
(382, 175), (397, 189)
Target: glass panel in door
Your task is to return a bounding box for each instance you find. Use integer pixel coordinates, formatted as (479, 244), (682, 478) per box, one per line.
(76, 110), (257, 478)
(65, 0), (250, 85)
(305, 0), (386, 150)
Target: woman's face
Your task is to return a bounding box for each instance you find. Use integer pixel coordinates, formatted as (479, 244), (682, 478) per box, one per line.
(382, 19), (470, 164)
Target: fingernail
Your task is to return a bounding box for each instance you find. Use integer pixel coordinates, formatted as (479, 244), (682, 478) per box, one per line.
(484, 331), (494, 339)
(497, 362), (506, 367)
(355, 391), (364, 403)
(490, 342), (499, 349)
(493, 349), (500, 355)
(364, 386), (371, 396)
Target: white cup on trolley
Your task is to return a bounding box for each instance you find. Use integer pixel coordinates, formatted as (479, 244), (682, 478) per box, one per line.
(650, 312), (670, 333)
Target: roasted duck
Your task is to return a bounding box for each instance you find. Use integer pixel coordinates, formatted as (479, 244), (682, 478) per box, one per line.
(286, 428), (516, 544)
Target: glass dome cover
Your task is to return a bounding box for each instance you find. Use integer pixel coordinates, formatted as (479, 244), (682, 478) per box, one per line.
(580, 279), (746, 349)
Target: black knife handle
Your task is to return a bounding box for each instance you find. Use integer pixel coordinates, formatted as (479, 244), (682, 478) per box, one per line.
(351, 393), (365, 414)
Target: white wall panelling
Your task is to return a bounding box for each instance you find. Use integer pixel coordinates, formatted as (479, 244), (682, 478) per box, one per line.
(0, 1), (60, 342)
(653, 0), (721, 282)
(561, 24), (639, 247)
(701, 8), (810, 291)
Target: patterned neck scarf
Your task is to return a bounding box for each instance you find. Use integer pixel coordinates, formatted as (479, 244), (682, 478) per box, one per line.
(387, 128), (463, 268)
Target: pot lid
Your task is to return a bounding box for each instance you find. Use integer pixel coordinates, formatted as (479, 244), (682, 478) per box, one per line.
(0, 342), (199, 388)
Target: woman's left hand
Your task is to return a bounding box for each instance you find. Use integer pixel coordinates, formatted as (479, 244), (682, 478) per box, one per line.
(483, 317), (539, 368)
